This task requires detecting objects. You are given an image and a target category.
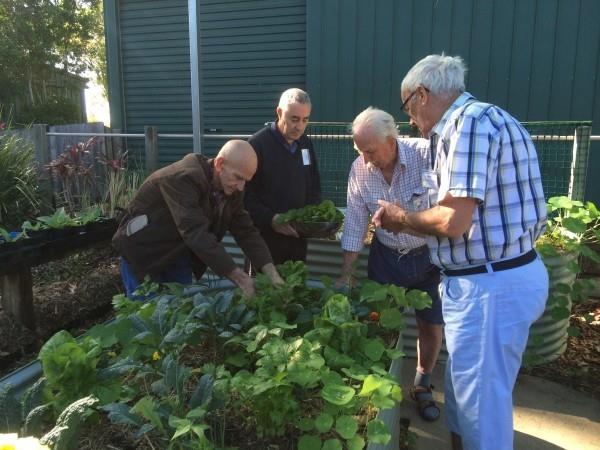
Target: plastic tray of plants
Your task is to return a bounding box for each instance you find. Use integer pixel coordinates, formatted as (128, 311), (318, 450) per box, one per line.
(276, 199), (344, 239)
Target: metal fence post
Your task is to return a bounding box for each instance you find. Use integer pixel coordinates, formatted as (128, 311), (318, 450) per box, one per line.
(568, 126), (591, 201)
(32, 123), (54, 210)
(144, 125), (158, 173)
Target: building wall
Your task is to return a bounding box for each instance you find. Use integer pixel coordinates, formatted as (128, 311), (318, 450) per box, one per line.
(105, 0), (600, 200)
(106, 0), (193, 164)
(305, 0), (600, 201)
(198, 0), (307, 143)
(307, 0), (600, 122)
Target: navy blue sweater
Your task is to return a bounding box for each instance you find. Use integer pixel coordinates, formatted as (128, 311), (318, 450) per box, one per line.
(245, 125), (321, 231)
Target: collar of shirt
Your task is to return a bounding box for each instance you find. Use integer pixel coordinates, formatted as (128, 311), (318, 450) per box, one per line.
(207, 159), (225, 204)
(269, 121), (299, 154)
(431, 91), (475, 137)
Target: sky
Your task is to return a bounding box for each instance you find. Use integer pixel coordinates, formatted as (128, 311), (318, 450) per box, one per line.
(84, 73), (110, 126)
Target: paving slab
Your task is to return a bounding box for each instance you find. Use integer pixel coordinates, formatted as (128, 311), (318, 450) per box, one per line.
(399, 358), (600, 450)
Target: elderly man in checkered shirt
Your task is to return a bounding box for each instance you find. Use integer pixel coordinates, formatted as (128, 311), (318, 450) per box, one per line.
(374, 55), (548, 450)
(339, 106), (444, 422)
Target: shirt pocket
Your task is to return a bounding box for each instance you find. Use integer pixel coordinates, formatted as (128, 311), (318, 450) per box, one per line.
(409, 187), (428, 212)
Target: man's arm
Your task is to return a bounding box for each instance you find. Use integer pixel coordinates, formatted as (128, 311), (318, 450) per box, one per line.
(159, 174), (239, 278)
(259, 262), (285, 285)
(307, 141), (322, 204)
(244, 137), (276, 228)
(338, 250), (360, 286)
(337, 162), (370, 285)
(374, 193), (477, 238)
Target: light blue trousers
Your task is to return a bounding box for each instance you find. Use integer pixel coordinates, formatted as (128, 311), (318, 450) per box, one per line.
(441, 255), (548, 450)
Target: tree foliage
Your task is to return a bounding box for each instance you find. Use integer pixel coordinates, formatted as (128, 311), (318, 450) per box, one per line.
(0, 0), (105, 121)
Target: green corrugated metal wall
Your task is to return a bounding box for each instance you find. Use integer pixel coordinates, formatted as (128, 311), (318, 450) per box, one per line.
(106, 0), (600, 200)
(198, 0), (307, 155)
(305, 0), (600, 202)
(111, 0), (194, 165)
(107, 0), (307, 160)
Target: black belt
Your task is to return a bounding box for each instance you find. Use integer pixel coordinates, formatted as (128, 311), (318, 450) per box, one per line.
(442, 249), (537, 276)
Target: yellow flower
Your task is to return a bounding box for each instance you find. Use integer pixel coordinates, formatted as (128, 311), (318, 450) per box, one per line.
(0, 434), (49, 450)
(152, 351), (161, 361)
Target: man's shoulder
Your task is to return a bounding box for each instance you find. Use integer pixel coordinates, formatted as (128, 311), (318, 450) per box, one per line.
(349, 154), (368, 177)
(397, 137), (429, 151)
(397, 137), (430, 163)
(155, 153), (209, 186)
(298, 133), (314, 148)
(249, 125), (272, 144)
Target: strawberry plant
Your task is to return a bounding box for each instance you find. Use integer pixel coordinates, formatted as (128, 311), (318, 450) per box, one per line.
(12, 262), (432, 449)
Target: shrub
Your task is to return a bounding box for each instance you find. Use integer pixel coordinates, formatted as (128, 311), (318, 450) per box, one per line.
(15, 96), (81, 126)
(0, 132), (39, 228)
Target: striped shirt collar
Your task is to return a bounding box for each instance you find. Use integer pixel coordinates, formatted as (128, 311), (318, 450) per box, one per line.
(431, 91), (475, 137)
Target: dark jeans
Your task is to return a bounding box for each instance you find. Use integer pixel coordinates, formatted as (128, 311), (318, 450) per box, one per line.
(367, 237), (443, 324)
(120, 255), (193, 299)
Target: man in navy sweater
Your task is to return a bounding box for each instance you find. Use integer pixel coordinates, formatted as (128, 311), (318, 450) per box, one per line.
(245, 88), (322, 265)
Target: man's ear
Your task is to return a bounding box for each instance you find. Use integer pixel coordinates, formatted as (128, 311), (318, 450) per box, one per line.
(419, 86), (429, 106)
(276, 106), (283, 121)
(214, 156), (225, 172)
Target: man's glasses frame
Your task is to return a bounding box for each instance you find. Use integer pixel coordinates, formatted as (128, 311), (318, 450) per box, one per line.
(401, 86), (430, 114)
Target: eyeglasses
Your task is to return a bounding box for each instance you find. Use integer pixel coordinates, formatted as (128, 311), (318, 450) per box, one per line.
(401, 86), (430, 114)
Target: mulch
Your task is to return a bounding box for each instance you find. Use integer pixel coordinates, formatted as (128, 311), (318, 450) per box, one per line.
(522, 297), (600, 401)
(0, 245), (121, 378)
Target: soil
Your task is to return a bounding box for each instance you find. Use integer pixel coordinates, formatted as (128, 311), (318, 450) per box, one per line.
(0, 246), (598, 447)
(0, 244), (121, 378)
(521, 297), (600, 401)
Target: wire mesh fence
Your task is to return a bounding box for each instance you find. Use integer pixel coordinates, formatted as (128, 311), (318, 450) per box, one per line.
(307, 121), (593, 206)
(32, 119), (593, 208)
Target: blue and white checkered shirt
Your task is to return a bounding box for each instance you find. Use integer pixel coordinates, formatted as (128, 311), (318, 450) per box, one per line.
(427, 92), (547, 269)
(341, 138), (431, 253)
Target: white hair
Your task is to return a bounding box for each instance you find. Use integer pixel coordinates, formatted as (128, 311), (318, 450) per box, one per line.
(352, 107), (398, 141)
(278, 88), (311, 110)
(401, 54), (467, 98)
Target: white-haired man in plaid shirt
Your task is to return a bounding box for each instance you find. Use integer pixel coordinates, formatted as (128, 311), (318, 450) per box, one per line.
(339, 106), (444, 422)
(374, 54), (548, 450)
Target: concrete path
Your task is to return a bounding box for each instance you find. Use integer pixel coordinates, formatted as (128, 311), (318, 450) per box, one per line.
(399, 358), (600, 450)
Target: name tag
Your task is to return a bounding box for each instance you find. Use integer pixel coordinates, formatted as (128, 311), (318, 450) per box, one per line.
(412, 196), (424, 210)
(301, 148), (311, 165)
(422, 170), (437, 189)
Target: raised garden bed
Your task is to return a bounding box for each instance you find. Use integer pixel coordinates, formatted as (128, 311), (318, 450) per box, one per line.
(0, 262), (430, 449)
(0, 221), (117, 329)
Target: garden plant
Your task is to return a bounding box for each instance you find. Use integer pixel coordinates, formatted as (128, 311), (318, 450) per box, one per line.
(526, 196), (600, 365)
(0, 261), (431, 450)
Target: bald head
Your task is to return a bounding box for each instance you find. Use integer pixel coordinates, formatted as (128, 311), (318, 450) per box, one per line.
(214, 140), (257, 195)
(217, 140), (257, 172)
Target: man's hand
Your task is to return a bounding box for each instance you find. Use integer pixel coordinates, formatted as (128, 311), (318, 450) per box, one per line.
(261, 263), (285, 286)
(271, 214), (300, 237)
(228, 267), (256, 298)
(373, 200), (408, 234)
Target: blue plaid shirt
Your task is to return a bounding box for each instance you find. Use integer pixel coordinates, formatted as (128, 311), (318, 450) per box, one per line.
(427, 92), (546, 269)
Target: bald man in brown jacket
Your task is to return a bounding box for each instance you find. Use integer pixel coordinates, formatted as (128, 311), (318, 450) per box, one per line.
(113, 140), (283, 298)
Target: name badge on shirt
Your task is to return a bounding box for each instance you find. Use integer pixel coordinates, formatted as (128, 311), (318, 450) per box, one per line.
(412, 196), (424, 210)
(422, 170), (437, 189)
(301, 148), (311, 165)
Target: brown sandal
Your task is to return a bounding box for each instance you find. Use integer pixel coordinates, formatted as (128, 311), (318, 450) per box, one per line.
(410, 385), (440, 422)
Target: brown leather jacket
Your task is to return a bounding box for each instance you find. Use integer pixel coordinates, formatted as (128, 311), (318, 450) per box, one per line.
(112, 153), (272, 280)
